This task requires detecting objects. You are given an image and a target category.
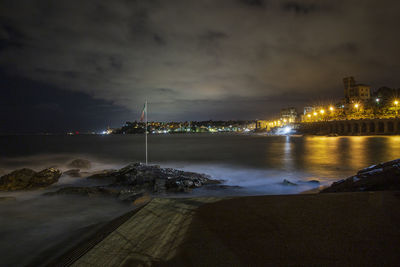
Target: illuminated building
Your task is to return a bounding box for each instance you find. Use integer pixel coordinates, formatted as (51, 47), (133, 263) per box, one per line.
(343, 76), (371, 103)
(280, 107), (298, 123)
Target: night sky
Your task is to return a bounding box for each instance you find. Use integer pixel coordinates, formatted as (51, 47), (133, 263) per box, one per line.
(1, 0), (400, 133)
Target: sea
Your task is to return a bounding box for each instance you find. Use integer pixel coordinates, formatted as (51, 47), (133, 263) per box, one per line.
(1, 133), (400, 266)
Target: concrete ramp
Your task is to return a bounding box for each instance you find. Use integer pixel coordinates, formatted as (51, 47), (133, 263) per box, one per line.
(72, 197), (222, 266)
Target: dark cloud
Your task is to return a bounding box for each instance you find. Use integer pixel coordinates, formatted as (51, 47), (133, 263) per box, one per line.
(200, 30), (228, 42)
(153, 34), (166, 45)
(0, 0), (400, 132)
(282, 1), (317, 14)
(239, 0), (267, 7)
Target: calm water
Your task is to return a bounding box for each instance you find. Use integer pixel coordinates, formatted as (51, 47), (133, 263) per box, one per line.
(1, 133), (400, 193)
(1, 134), (400, 266)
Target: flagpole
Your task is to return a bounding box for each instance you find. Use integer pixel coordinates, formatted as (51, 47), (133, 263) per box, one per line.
(145, 100), (148, 165)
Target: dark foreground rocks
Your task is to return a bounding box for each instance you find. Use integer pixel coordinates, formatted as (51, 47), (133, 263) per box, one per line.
(44, 163), (221, 201)
(321, 158), (400, 193)
(86, 162), (220, 193)
(0, 168), (62, 191)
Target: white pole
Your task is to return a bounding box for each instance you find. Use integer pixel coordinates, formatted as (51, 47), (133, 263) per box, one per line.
(145, 100), (148, 165)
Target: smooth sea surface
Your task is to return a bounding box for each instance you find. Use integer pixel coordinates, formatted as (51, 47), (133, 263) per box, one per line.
(1, 133), (400, 266)
(1, 133), (400, 193)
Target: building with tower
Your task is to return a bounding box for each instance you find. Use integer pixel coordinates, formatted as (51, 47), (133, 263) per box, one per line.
(343, 76), (371, 103)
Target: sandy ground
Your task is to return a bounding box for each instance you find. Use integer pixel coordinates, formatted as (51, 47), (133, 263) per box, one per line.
(70, 191), (400, 267)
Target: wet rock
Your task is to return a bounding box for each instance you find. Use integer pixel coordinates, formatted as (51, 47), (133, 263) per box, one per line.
(282, 179), (297, 186)
(44, 186), (119, 197)
(109, 163), (220, 193)
(67, 159), (91, 169)
(0, 168), (61, 191)
(30, 168), (62, 188)
(322, 158), (400, 193)
(64, 169), (81, 178)
(0, 168), (36, 190)
(44, 163), (220, 197)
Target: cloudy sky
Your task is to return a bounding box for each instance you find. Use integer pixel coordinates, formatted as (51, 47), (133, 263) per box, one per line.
(1, 0), (400, 132)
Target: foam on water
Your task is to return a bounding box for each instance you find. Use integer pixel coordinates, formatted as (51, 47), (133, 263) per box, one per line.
(161, 162), (333, 195)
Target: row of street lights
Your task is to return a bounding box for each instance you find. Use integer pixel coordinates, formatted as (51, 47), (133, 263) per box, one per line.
(305, 106), (335, 120)
(305, 99), (400, 122)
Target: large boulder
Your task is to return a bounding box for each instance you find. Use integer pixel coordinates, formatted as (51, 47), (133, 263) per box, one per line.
(44, 163), (221, 200)
(110, 163), (220, 193)
(67, 159), (91, 169)
(321, 159), (400, 193)
(30, 168), (62, 187)
(0, 168), (37, 190)
(0, 168), (61, 191)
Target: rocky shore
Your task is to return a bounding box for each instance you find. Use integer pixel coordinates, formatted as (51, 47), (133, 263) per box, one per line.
(0, 160), (221, 202)
(321, 158), (400, 193)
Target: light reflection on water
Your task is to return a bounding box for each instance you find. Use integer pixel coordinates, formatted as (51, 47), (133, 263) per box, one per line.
(0, 134), (399, 183)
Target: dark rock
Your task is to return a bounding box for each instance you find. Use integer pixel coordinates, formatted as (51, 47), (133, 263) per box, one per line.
(64, 169), (81, 178)
(306, 180), (320, 184)
(0, 168), (36, 190)
(108, 163), (220, 193)
(45, 163), (220, 198)
(282, 179), (297, 186)
(0, 168), (61, 191)
(44, 186), (119, 197)
(322, 159), (400, 193)
(67, 159), (91, 169)
(30, 168), (62, 188)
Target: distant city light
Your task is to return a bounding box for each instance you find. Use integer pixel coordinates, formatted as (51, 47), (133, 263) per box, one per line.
(329, 106), (334, 111)
(307, 114), (311, 118)
(376, 98), (380, 102)
(354, 103), (359, 108)
(320, 109), (325, 114)
(276, 126), (292, 135)
(394, 100), (399, 105)
(313, 112), (317, 116)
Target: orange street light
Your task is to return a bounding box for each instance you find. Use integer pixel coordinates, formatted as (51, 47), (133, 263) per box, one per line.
(329, 106), (334, 111)
(320, 109), (325, 114)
